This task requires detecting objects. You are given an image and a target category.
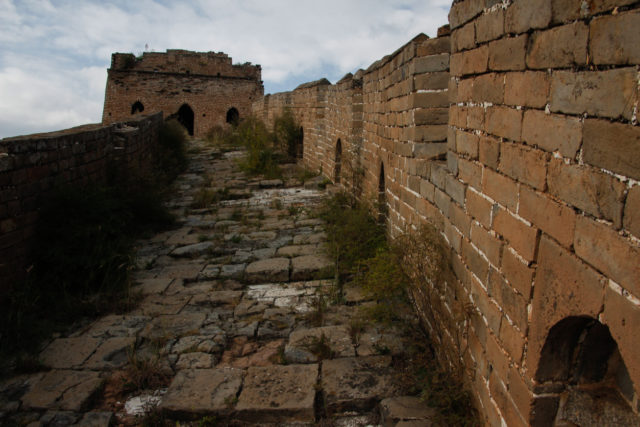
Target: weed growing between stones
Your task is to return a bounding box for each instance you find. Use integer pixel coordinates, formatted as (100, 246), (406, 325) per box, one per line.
(319, 191), (480, 425)
(0, 121), (187, 373)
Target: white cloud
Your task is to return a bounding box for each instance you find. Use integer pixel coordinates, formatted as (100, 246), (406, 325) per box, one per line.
(0, 0), (450, 138)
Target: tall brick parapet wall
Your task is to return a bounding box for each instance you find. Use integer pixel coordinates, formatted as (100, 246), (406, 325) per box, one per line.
(0, 113), (162, 299)
(254, 1), (640, 424)
(103, 50), (263, 138)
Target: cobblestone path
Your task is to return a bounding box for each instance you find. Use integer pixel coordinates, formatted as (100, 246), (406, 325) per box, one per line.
(0, 140), (436, 426)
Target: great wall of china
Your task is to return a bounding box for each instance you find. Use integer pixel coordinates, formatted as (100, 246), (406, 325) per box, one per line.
(1, 0), (639, 425)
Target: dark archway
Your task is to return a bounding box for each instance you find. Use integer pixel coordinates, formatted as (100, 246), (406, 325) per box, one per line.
(297, 127), (304, 159)
(226, 107), (239, 126)
(334, 139), (342, 183)
(531, 316), (638, 426)
(177, 104), (194, 136)
(378, 162), (387, 223)
(131, 101), (144, 115)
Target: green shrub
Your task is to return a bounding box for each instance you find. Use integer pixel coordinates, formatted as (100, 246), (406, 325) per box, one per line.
(157, 119), (188, 183)
(233, 116), (282, 178)
(273, 108), (302, 159)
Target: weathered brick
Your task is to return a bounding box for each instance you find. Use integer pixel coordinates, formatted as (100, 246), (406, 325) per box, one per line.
(414, 71), (449, 90)
(526, 22), (588, 69)
(449, 45), (489, 76)
(449, 0), (486, 30)
(444, 218), (463, 254)
(601, 286), (640, 393)
(446, 174), (467, 207)
(501, 246), (534, 298)
(434, 187), (451, 217)
(574, 216), (640, 297)
(411, 91), (450, 108)
(479, 135), (500, 170)
(482, 167), (518, 211)
(419, 177), (435, 201)
(590, 10), (640, 65)
(412, 126), (448, 143)
(499, 319), (524, 363)
(464, 235), (491, 280)
(498, 143), (547, 190)
(448, 105), (467, 127)
(588, 0), (637, 15)
(505, 0), (551, 34)
(466, 189), (493, 229)
(447, 151), (459, 176)
(414, 108), (448, 125)
(508, 367), (534, 424)
(504, 71), (549, 109)
(417, 36), (451, 56)
(521, 110), (582, 159)
(450, 202), (472, 237)
(488, 35), (527, 71)
(486, 334), (509, 380)
(452, 22), (476, 52)
(623, 186), (640, 238)
(551, 0), (582, 24)
(456, 130), (479, 159)
(471, 222), (503, 266)
(488, 269), (528, 332)
(466, 106), (484, 130)
(458, 158), (482, 191)
(518, 186), (576, 248)
(476, 8), (504, 43)
(549, 68), (637, 120)
(528, 235), (605, 375)
(493, 207), (538, 262)
(485, 106), (522, 142)
(582, 119), (640, 181)
(413, 53), (450, 74)
(471, 72), (504, 104)
(547, 158), (626, 228)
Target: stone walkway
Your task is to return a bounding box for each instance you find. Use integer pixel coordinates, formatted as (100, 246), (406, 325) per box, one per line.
(0, 140), (436, 426)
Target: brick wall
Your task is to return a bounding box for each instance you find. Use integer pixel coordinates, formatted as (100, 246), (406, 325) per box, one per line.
(254, 1), (640, 424)
(103, 50), (263, 138)
(0, 113), (162, 298)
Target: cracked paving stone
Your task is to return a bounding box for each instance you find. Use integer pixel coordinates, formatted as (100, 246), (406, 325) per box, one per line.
(84, 315), (150, 338)
(39, 338), (101, 370)
(219, 263), (246, 280)
(291, 254), (333, 281)
(160, 368), (244, 417)
(170, 241), (214, 257)
(245, 258), (290, 283)
(136, 293), (191, 316)
(21, 370), (102, 411)
(83, 336), (136, 370)
(175, 352), (215, 369)
(276, 244), (317, 258)
(235, 364), (318, 423)
(380, 396), (436, 425)
(285, 325), (355, 363)
(321, 356), (402, 414)
(140, 313), (207, 340)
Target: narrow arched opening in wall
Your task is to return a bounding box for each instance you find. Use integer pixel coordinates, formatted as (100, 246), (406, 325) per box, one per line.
(378, 162), (387, 223)
(530, 316), (639, 426)
(131, 101), (144, 114)
(297, 126), (304, 159)
(226, 107), (239, 127)
(334, 139), (342, 184)
(177, 104), (194, 136)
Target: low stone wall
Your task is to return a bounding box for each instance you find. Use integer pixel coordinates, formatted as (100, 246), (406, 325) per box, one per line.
(0, 113), (163, 298)
(253, 1), (640, 424)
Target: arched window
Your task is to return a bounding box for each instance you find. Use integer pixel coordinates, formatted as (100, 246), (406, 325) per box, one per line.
(378, 162), (387, 223)
(131, 101), (144, 115)
(226, 107), (239, 126)
(334, 139), (342, 184)
(177, 104), (194, 136)
(531, 316), (639, 426)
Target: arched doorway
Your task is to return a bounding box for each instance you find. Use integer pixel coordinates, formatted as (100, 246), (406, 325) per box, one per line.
(297, 127), (304, 159)
(378, 163), (387, 223)
(531, 316), (639, 426)
(131, 101), (144, 114)
(177, 104), (194, 136)
(334, 139), (342, 183)
(226, 107), (239, 126)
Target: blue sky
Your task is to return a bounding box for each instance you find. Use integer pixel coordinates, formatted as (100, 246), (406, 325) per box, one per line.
(0, 0), (450, 138)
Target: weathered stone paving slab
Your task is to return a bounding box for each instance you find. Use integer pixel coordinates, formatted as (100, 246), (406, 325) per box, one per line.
(235, 364), (318, 423)
(285, 325), (355, 363)
(380, 396), (437, 425)
(40, 338), (101, 369)
(84, 337), (136, 370)
(291, 254), (333, 281)
(160, 368), (244, 416)
(245, 257), (290, 283)
(322, 356), (403, 413)
(140, 313), (207, 340)
(21, 370), (102, 411)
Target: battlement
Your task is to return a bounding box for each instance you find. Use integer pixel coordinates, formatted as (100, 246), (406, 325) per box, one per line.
(110, 50), (261, 80)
